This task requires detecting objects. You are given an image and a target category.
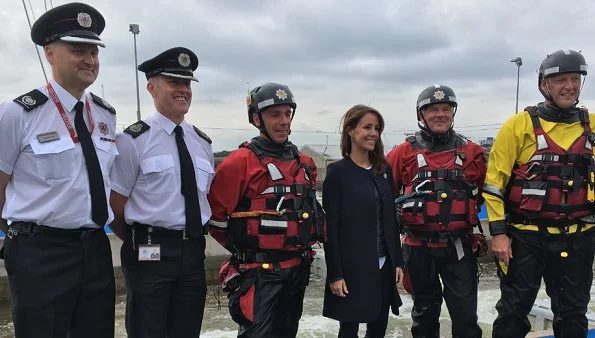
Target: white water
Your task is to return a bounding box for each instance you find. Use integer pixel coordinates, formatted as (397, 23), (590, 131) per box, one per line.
(0, 261), (591, 337)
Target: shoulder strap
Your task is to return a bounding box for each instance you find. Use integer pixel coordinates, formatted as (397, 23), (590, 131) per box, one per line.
(90, 93), (116, 115)
(13, 89), (48, 112)
(193, 126), (212, 144)
(124, 121), (150, 138)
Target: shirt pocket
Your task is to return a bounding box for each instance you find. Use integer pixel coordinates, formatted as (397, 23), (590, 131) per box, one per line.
(29, 136), (76, 180)
(140, 155), (176, 194)
(194, 157), (214, 193)
(93, 136), (119, 177)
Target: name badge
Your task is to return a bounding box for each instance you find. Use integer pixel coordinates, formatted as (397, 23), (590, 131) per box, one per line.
(37, 131), (60, 143)
(138, 244), (161, 261)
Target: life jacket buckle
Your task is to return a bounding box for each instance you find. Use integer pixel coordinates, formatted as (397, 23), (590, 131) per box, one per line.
(415, 179), (432, 194)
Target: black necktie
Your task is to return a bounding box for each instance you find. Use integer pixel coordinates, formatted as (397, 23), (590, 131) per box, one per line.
(174, 125), (201, 238)
(74, 101), (108, 226)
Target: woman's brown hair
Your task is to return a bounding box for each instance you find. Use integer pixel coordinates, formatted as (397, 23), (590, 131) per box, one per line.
(340, 104), (387, 175)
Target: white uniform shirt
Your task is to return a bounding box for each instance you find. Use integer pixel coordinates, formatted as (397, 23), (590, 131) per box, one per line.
(110, 111), (214, 230)
(0, 80), (118, 229)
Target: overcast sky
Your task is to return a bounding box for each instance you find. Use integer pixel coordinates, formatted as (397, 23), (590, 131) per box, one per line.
(1, 0), (594, 151)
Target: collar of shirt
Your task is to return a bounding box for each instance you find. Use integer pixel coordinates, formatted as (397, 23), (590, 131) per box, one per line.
(153, 111), (190, 136)
(49, 80), (82, 114)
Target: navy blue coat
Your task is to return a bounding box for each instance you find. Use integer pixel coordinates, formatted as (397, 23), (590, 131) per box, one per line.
(322, 157), (404, 322)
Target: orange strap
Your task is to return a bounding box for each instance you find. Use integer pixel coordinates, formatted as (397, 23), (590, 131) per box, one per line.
(230, 210), (283, 218)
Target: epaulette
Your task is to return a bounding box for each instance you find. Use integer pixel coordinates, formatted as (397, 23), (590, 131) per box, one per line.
(124, 121), (150, 138)
(193, 126), (212, 144)
(13, 89), (48, 112)
(90, 93), (116, 115)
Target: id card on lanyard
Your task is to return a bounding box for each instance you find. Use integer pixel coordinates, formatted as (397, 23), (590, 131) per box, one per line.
(46, 82), (94, 143)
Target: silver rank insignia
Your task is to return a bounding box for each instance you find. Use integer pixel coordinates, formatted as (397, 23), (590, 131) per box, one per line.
(178, 53), (191, 67)
(77, 12), (92, 28)
(98, 122), (109, 135)
(433, 90), (445, 100)
(275, 89), (288, 100)
(129, 123), (143, 133)
(21, 95), (36, 106)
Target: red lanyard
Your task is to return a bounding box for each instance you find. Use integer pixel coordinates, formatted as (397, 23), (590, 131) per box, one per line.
(46, 83), (94, 143)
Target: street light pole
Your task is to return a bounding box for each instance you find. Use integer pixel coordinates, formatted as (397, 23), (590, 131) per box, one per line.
(510, 57), (523, 114)
(129, 24), (141, 121)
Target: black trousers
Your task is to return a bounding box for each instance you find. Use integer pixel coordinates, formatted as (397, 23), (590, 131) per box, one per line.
(3, 225), (115, 338)
(121, 226), (207, 338)
(492, 230), (595, 338)
(228, 257), (312, 338)
(338, 257), (392, 338)
(404, 242), (482, 338)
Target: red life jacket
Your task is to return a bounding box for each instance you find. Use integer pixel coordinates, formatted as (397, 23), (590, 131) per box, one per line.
(398, 138), (481, 234)
(229, 142), (325, 252)
(506, 107), (595, 225)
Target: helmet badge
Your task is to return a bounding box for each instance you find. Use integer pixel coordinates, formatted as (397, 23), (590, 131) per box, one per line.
(433, 90), (445, 100)
(275, 89), (288, 100)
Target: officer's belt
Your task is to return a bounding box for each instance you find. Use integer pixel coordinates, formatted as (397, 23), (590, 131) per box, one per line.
(511, 223), (595, 234)
(9, 221), (103, 239)
(132, 222), (203, 239)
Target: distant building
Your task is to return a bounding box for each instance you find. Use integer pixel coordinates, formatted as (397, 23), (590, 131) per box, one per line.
(300, 144), (342, 186)
(480, 137), (494, 148)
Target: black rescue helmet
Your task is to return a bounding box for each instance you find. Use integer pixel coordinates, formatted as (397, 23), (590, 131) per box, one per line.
(538, 49), (588, 100)
(247, 82), (296, 124)
(416, 84), (457, 112)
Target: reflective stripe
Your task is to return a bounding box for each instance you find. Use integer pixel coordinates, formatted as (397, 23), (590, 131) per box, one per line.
(261, 219), (288, 228)
(257, 98), (275, 109)
(483, 184), (503, 198)
(416, 153), (427, 168)
(304, 171), (310, 182)
(530, 154), (559, 162)
(266, 163), (284, 181)
(581, 64), (588, 72)
(402, 201), (416, 209)
(543, 66), (560, 76)
(260, 186), (291, 194)
(418, 98), (431, 108)
(586, 140), (592, 150)
(537, 134), (548, 150)
(454, 155), (463, 166)
(521, 188), (546, 196)
(208, 219), (228, 229)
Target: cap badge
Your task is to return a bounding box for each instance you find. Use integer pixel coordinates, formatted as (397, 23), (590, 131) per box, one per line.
(98, 122), (109, 135)
(129, 123), (143, 133)
(77, 12), (92, 28)
(275, 89), (288, 100)
(178, 53), (191, 67)
(433, 90), (445, 100)
(21, 95), (36, 106)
